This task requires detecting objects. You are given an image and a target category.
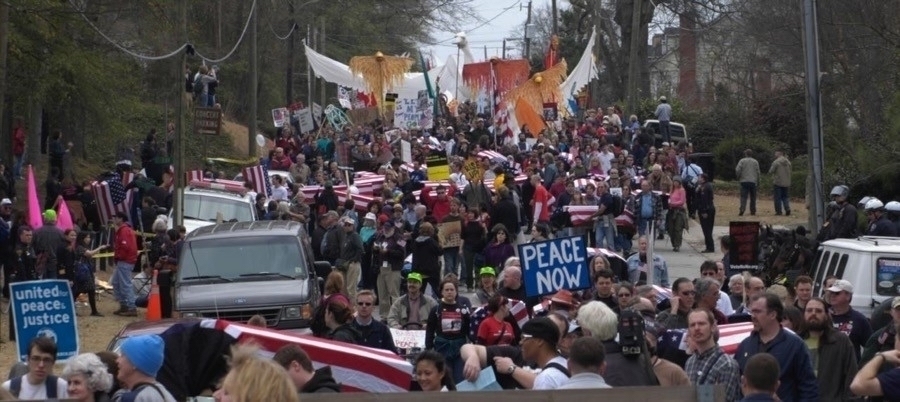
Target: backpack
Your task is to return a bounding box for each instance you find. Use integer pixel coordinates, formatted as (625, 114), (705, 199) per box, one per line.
(11, 375), (58, 398)
(119, 382), (166, 402)
(543, 362), (571, 377)
(192, 74), (204, 99)
(610, 195), (625, 217)
(74, 261), (93, 287)
(617, 309), (646, 356)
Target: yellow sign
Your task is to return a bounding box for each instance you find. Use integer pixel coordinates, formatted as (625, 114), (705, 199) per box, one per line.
(426, 155), (450, 182)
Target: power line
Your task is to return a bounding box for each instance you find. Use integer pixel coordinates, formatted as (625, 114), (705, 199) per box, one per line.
(270, 22), (297, 41)
(430, 0), (521, 45)
(68, 0), (186, 61)
(69, 0), (257, 64)
(193, 0), (257, 63)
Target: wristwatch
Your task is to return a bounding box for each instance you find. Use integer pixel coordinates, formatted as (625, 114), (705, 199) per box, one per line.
(506, 365), (517, 375)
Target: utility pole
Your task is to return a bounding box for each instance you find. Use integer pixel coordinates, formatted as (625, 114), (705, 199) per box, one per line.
(802, 0), (825, 234)
(307, 25), (313, 107)
(248, 0), (258, 156)
(174, 0), (187, 227)
(626, 0), (643, 113)
(502, 39), (507, 59)
(311, 26), (318, 105)
(286, 1), (296, 104)
(319, 20), (326, 108)
(523, 0), (533, 59)
(551, 0), (558, 34)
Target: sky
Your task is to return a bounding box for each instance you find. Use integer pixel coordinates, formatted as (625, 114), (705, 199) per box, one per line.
(427, 0), (553, 64)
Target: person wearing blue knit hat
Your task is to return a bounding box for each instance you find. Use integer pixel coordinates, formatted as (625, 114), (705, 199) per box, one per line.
(115, 335), (177, 401)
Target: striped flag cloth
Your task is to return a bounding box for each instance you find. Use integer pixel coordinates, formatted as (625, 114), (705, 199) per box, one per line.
(92, 172), (135, 225)
(198, 319), (413, 392)
(491, 66), (513, 142)
(241, 165), (272, 198)
(186, 170), (204, 184)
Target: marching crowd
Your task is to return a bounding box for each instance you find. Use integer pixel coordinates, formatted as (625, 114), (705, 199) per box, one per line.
(6, 84), (900, 401)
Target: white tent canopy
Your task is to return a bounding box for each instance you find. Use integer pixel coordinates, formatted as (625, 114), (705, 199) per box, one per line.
(304, 45), (466, 100)
(303, 30), (597, 105)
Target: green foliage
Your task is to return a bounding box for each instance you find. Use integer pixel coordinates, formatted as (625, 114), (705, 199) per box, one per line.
(712, 135), (787, 181)
(750, 84), (807, 155)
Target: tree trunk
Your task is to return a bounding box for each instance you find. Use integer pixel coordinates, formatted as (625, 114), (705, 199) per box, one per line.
(0, 1), (9, 164)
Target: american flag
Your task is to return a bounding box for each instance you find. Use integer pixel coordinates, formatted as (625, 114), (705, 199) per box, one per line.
(185, 170), (204, 184)
(198, 319), (413, 392)
(491, 66), (514, 143)
(92, 171), (135, 225)
(241, 165), (273, 198)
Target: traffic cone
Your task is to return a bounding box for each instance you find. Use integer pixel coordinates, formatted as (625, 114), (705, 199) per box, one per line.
(146, 270), (162, 321)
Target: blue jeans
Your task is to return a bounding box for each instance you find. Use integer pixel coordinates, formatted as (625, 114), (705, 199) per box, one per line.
(637, 216), (654, 236)
(113, 261), (136, 310)
(594, 218), (616, 250)
(659, 120), (671, 143)
(443, 250), (460, 277)
(13, 154), (24, 178)
(774, 186), (791, 214)
(615, 232), (633, 254)
(740, 182), (757, 214)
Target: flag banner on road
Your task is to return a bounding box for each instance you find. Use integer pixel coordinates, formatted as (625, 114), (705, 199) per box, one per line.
(518, 235), (591, 297)
(10, 280), (79, 363)
(196, 319), (412, 392)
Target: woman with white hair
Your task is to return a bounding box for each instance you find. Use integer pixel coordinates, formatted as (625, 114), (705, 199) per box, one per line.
(62, 353), (114, 402)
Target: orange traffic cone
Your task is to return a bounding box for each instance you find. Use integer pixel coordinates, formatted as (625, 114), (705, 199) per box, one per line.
(146, 270), (162, 321)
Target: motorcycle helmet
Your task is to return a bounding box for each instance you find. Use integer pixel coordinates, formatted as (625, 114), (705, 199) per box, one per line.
(830, 185), (850, 199)
(865, 198), (885, 211)
(885, 201), (900, 213)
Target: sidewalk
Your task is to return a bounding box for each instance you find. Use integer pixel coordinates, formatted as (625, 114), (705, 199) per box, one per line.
(652, 224), (730, 281)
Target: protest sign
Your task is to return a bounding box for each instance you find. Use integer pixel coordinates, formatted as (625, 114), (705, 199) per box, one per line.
(11, 280), (78, 362)
(437, 221), (462, 248)
(271, 107), (289, 127)
(312, 103), (323, 120)
(729, 221), (761, 271)
(389, 328), (426, 350)
(394, 98), (419, 129)
(295, 108), (315, 133)
(401, 140), (412, 164)
(518, 236), (590, 297)
(338, 86), (353, 109)
(426, 154), (450, 181)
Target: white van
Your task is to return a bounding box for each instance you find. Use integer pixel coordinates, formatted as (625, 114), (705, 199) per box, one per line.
(811, 236), (900, 317)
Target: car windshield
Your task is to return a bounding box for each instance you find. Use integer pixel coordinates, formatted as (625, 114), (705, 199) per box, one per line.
(179, 236), (307, 280)
(183, 194), (254, 222)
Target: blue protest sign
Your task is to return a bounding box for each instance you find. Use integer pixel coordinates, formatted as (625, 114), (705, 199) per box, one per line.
(518, 235), (590, 297)
(10, 280), (79, 362)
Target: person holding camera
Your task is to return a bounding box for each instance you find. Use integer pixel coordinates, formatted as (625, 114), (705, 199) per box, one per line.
(576, 301), (659, 386)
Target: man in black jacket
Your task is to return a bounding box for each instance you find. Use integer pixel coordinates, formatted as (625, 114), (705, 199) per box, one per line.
(274, 344), (342, 394)
(492, 186), (520, 240)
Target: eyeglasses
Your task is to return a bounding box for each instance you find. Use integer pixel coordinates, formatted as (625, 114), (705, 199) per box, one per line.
(29, 356), (54, 365)
(357, 302), (373, 306)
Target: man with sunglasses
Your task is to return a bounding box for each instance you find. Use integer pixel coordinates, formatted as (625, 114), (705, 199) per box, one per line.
(657, 277), (695, 329)
(350, 290), (396, 353)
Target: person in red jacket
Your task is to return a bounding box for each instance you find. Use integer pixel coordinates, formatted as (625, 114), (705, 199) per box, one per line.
(420, 184), (455, 223)
(112, 212), (138, 316)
